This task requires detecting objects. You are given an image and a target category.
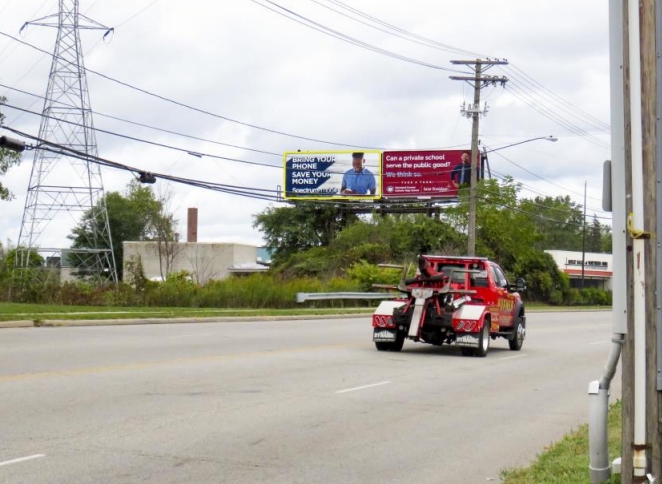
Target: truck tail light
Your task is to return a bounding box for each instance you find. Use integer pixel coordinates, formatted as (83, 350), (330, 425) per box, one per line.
(372, 314), (395, 328)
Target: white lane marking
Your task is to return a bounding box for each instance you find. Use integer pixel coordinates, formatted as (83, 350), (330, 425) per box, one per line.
(0, 454), (46, 467)
(590, 341), (609, 346)
(336, 381), (391, 394)
(167, 333), (215, 339)
(499, 354), (528, 361)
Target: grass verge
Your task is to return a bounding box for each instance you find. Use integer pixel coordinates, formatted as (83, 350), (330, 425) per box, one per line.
(0, 302), (376, 321)
(500, 400), (621, 484)
(0, 302), (609, 322)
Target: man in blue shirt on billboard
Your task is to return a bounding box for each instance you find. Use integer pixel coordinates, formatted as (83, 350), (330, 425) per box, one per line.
(451, 151), (476, 187)
(341, 152), (376, 195)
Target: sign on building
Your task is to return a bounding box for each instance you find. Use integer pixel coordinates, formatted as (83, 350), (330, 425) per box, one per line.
(283, 150), (382, 200)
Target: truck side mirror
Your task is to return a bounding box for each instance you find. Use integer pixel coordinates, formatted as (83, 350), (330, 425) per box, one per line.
(508, 278), (526, 292)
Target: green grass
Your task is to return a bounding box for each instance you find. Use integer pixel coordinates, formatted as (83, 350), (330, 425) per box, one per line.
(0, 302), (376, 321)
(0, 302), (609, 322)
(501, 400), (622, 483)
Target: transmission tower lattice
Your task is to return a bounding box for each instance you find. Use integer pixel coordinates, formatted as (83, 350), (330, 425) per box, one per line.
(16, 0), (117, 283)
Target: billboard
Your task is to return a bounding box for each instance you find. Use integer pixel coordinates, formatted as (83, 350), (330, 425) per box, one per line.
(284, 150), (382, 200)
(382, 149), (472, 199)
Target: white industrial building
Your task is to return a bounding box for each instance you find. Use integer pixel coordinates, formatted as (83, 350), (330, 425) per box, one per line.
(121, 206), (268, 284)
(123, 241), (267, 284)
(544, 250), (612, 290)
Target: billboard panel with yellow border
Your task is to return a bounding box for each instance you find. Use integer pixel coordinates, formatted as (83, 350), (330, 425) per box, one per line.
(283, 150), (382, 200)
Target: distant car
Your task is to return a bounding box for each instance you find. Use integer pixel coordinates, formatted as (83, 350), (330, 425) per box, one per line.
(372, 255), (526, 357)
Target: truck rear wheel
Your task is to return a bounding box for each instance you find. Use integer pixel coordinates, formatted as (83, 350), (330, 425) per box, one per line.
(375, 333), (405, 352)
(474, 320), (491, 357)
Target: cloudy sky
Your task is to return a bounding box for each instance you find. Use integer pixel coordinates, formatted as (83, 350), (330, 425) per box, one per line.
(0, 0), (611, 250)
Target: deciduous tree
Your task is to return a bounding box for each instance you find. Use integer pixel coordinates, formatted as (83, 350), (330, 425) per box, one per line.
(69, 180), (177, 279)
(253, 202), (356, 263)
(0, 99), (22, 201)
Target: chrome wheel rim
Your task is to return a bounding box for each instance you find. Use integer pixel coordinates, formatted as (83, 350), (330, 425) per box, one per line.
(517, 323), (525, 346)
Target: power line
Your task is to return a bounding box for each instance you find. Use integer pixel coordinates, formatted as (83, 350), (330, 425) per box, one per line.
(0, 124), (617, 226)
(474, 180), (611, 221)
(1, 82), (476, 163)
(488, 169), (611, 218)
(504, 82), (610, 150)
(2, 125), (286, 203)
(507, 79), (610, 145)
(3, 99), (612, 217)
(304, 0), (484, 57)
(0, 91), (473, 177)
(445, 188), (610, 230)
(487, 148), (606, 203)
(2, 0), (160, 123)
(1, 102), (384, 177)
(0, 82), (283, 157)
(322, 0), (489, 58)
(247, 0), (471, 72)
(115, 0), (161, 28)
(0, 30), (384, 149)
(1, 102), (285, 170)
(305, 0), (610, 143)
(505, 64), (610, 131)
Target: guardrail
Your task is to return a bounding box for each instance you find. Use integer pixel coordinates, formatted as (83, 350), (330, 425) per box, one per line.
(296, 292), (398, 303)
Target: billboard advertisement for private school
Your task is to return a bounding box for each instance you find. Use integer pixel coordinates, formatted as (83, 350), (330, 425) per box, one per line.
(382, 149), (470, 199)
(283, 150), (382, 200)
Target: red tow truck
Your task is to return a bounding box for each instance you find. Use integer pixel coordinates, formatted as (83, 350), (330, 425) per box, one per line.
(372, 255), (526, 357)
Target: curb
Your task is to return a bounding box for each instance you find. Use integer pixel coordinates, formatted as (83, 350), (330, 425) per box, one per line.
(0, 308), (611, 329)
(0, 321), (35, 328)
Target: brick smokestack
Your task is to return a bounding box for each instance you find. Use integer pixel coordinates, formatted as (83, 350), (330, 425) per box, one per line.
(187, 207), (198, 243)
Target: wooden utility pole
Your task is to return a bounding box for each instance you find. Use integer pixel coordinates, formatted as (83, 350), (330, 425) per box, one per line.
(619, 0), (658, 482)
(449, 60), (508, 256)
(641, 0), (658, 480)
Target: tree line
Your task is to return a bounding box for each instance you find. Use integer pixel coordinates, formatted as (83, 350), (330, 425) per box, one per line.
(254, 177), (612, 305)
(0, 97), (611, 306)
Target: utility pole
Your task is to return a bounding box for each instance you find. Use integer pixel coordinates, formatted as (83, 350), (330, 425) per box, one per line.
(616, 0), (658, 482)
(450, 60), (508, 256)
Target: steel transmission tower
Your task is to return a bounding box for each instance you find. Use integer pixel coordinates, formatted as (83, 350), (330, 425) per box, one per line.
(16, 0), (117, 283)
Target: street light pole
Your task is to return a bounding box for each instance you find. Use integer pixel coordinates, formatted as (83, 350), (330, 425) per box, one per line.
(484, 136), (558, 154)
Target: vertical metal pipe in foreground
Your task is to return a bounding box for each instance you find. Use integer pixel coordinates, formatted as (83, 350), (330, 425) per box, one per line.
(589, 381), (610, 483)
(590, 337), (625, 483)
(589, 1), (628, 482)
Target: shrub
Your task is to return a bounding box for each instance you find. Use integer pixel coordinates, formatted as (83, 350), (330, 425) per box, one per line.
(346, 260), (403, 291)
(563, 287), (611, 306)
